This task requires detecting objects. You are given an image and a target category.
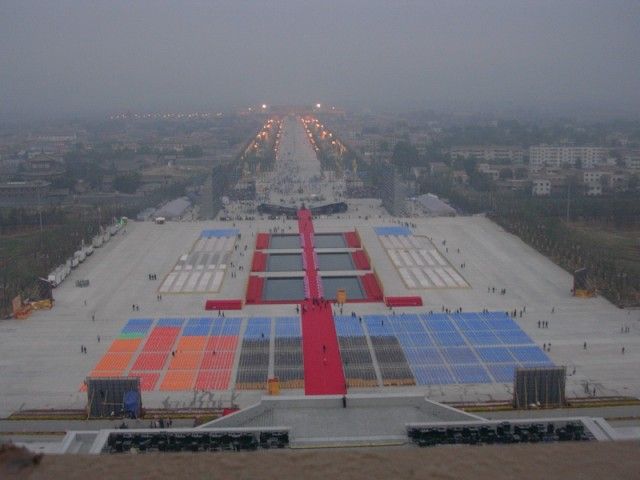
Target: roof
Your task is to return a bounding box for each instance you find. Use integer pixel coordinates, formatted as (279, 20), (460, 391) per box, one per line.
(415, 194), (456, 216)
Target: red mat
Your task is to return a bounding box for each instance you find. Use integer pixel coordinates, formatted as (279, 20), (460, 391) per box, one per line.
(204, 299), (242, 310)
(301, 299), (347, 395)
(352, 250), (370, 270)
(251, 251), (267, 272)
(298, 209), (347, 395)
(344, 231), (361, 248)
(385, 296), (423, 307)
(361, 273), (383, 301)
(255, 233), (270, 250)
(245, 276), (264, 304)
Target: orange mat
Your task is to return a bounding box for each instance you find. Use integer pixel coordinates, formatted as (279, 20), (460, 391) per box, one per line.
(200, 351), (235, 370)
(160, 370), (196, 391)
(195, 370), (231, 390)
(168, 351), (203, 370)
(108, 338), (142, 353)
(93, 352), (134, 373)
(129, 372), (160, 391)
(131, 352), (169, 371)
(176, 336), (207, 351)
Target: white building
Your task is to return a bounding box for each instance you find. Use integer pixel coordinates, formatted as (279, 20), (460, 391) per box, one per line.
(624, 152), (640, 171)
(532, 179), (551, 196)
(529, 146), (607, 169)
(450, 146), (524, 164)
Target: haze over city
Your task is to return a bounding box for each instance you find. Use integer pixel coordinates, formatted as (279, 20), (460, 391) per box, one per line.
(1, 0), (640, 119)
(1, 1), (640, 477)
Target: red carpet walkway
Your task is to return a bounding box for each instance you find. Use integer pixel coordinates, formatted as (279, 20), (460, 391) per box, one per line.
(298, 209), (346, 395)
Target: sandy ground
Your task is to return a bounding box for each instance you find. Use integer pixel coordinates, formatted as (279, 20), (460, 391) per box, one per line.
(2, 441), (638, 480)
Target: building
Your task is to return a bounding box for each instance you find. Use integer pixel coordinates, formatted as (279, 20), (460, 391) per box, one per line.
(624, 152), (640, 171)
(0, 180), (50, 198)
(380, 168), (410, 216)
(529, 146), (607, 170)
(450, 145), (524, 164)
(532, 179), (551, 196)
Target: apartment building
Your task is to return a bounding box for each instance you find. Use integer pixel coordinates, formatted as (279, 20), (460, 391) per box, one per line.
(529, 146), (607, 169)
(450, 146), (524, 164)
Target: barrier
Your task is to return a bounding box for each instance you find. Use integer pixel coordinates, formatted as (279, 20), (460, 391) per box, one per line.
(205, 299), (243, 310)
(385, 296), (423, 307)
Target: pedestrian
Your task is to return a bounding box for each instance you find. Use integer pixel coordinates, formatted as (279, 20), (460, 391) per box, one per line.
(97, 335), (100, 343)
(543, 343), (546, 351)
(551, 307), (555, 314)
(583, 341), (587, 350)
(92, 314), (95, 322)
(622, 347), (625, 354)
(538, 321), (541, 328)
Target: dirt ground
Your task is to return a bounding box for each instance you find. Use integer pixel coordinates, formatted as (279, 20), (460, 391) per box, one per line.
(3, 441), (640, 480)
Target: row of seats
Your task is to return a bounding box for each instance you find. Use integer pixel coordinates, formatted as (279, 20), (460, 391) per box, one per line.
(408, 421), (589, 447)
(106, 430), (289, 453)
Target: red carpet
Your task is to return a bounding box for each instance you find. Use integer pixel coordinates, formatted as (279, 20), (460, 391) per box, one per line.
(255, 233), (270, 250)
(344, 231), (361, 248)
(298, 209), (346, 395)
(362, 273), (384, 301)
(352, 250), (370, 270)
(251, 251), (267, 272)
(245, 276), (264, 304)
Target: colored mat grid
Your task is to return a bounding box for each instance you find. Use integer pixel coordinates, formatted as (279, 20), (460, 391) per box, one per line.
(148, 326), (181, 338)
(475, 347), (516, 363)
(494, 330), (534, 345)
(176, 336), (207, 351)
(168, 351), (203, 370)
(275, 317), (302, 337)
(88, 370), (122, 378)
(160, 370), (196, 391)
(244, 317), (271, 338)
(128, 372), (160, 391)
(509, 346), (553, 364)
(205, 336), (238, 352)
(107, 338), (142, 353)
(451, 364), (492, 384)
(131, 352), (169, 371)
(156, 318), (185, 328)
(440, 347), (478, 364)
(403, 347), (445, 365)
(121, 318), (154, 334)
(182, 325), (210, 336)
(431, 330), (466, 346)
(200, 350), (235, 370)
(412, 365), (455, 385)
(464, 330), (501, 346)
(201, 228), (239, 238)
(118, 332), (145, 339)
(195, 370), (232, 390)
(142, 335), (178, 352)
(334, 315), (366, 336)
(220, 318), (242, 335)
(94, 352), (134, 372)
(421, 314), (457, 332)
(487, 363), (518, 383)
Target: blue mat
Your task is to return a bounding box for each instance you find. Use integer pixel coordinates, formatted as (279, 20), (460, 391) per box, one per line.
(374, 226), (412, 236)
(157, 317), (184, 327)
(201, 228), (239, 238)
(451, 364), (492, 384)
(432, 330), (466, 346)
(475, 347), (515, 363)
(487, 363), (518, 383)
(440, 347), (477, 364)
(413, 365), (455, 385)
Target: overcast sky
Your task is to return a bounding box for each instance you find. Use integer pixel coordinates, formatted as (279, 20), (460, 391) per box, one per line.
(1, 0), (639, 119)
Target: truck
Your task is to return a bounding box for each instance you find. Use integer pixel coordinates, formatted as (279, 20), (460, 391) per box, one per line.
(85, 245), (94, 256)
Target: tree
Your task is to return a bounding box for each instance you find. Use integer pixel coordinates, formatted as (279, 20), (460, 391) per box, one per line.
(113, 172), (142, 193)
(391, 141), (419, 169)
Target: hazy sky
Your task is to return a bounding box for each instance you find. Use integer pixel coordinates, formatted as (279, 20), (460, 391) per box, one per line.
(1, 0), (639, 119)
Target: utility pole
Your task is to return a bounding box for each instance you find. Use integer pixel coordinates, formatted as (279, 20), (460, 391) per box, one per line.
(566, 181), (571, 223)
